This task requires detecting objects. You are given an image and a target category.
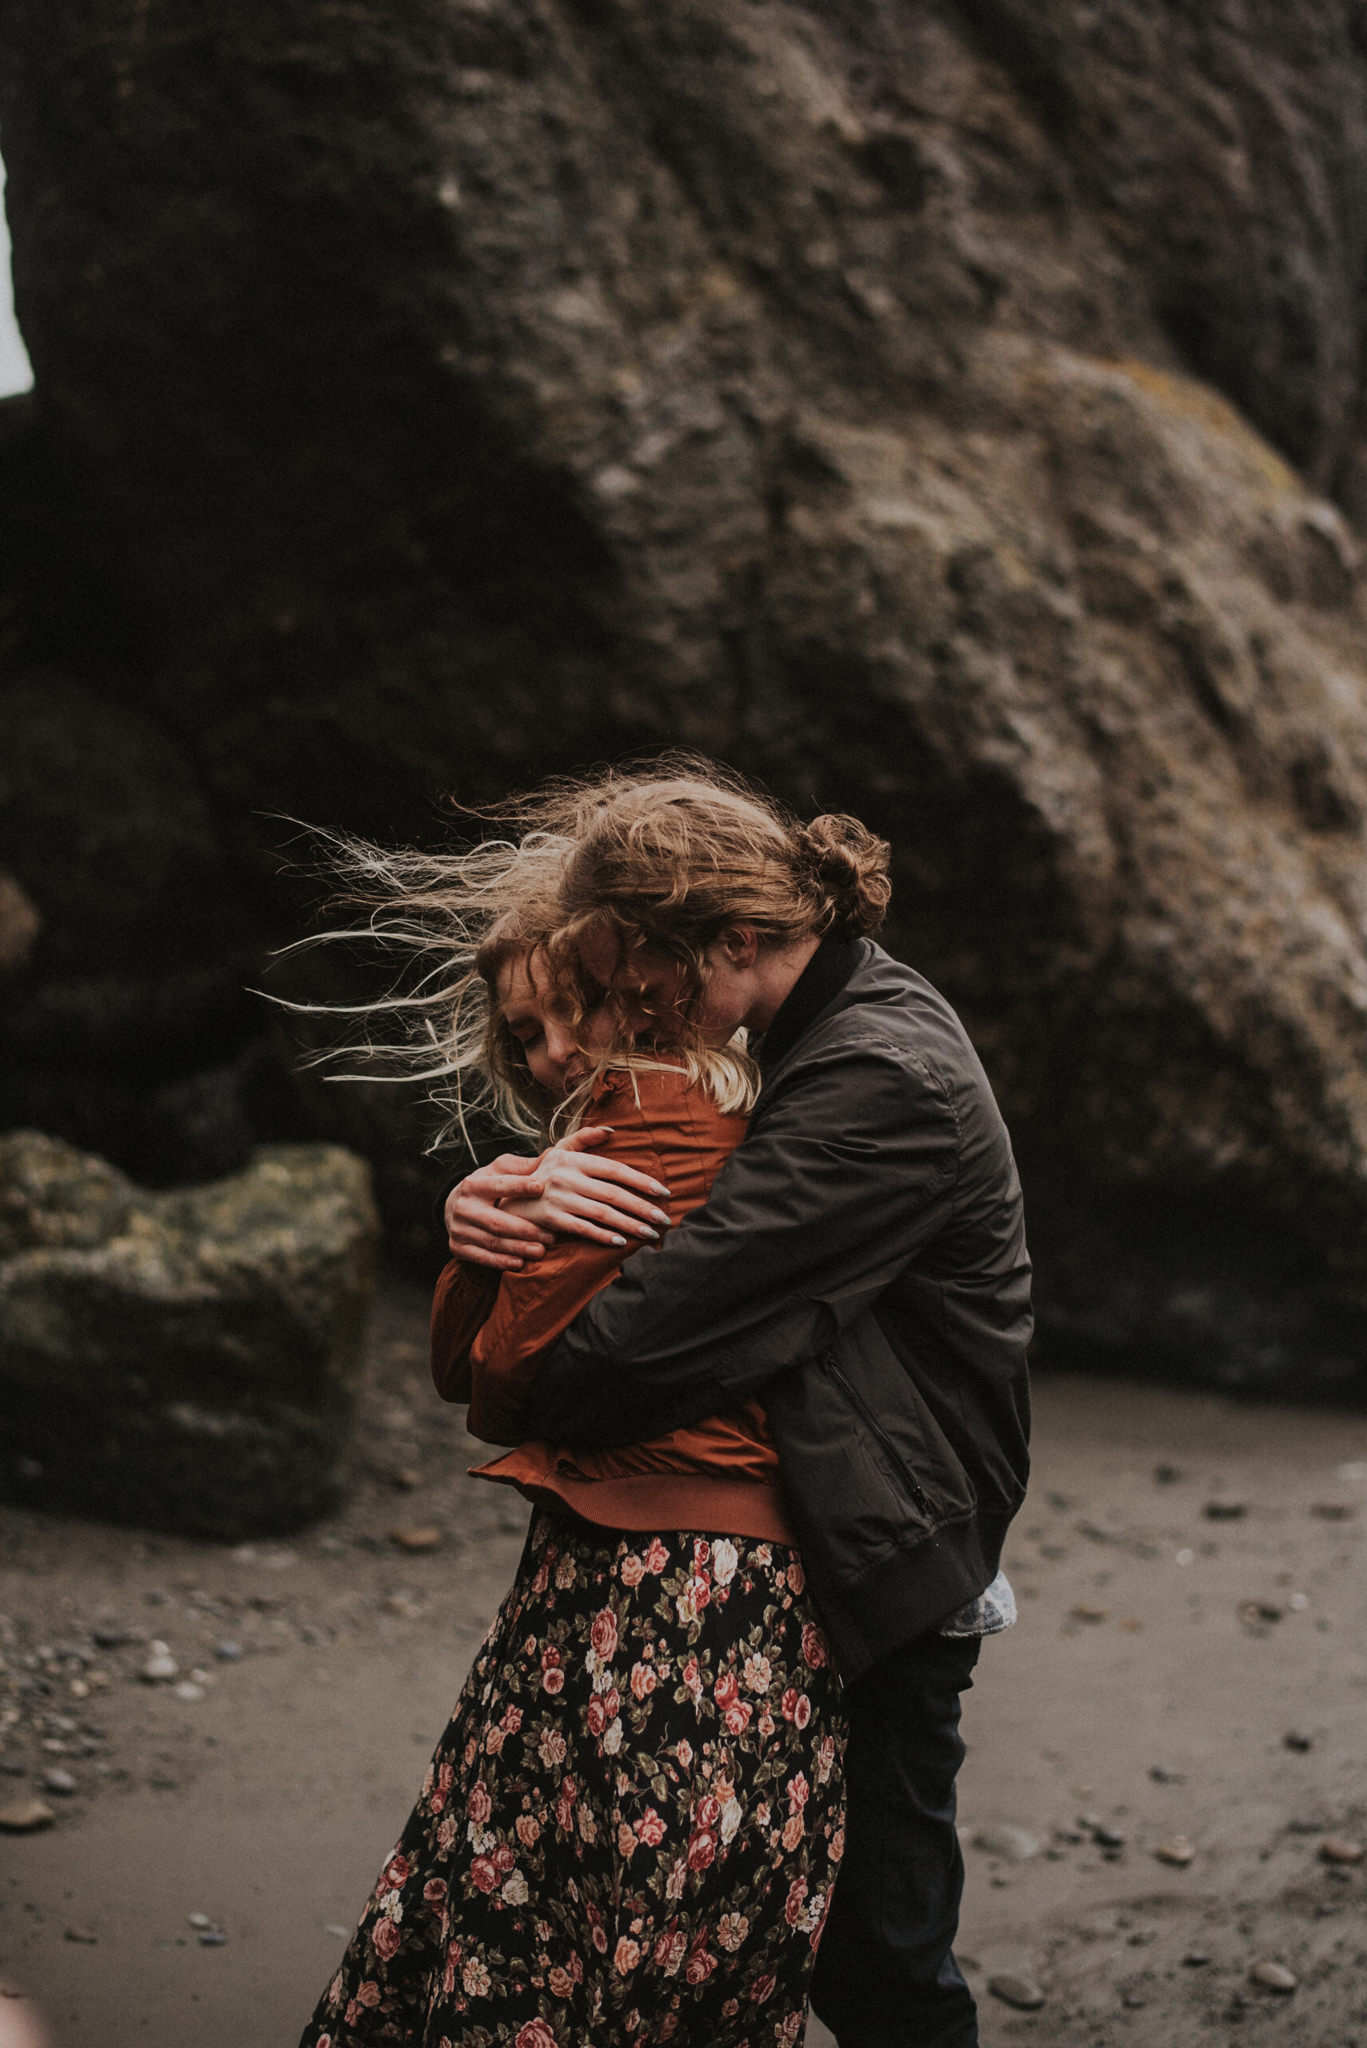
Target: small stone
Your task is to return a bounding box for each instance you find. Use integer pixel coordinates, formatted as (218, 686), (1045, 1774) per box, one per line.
(1148, 1765), (1185, 1783)
(1283, 1729), (1313, 1752)
(989, 1971), (1047, 2010)
(1091, 1822), (1127, 1849)
(391, 1468), (422, 1491)
(199, 1928), (228, 1946)
(214, 1641), (242, 1662)
(1154, 1836), (1195, 1866)
(68, 1680), (89, 1700)
(383, 1595), (421, 1619)
(173, 1682), (205, 1703)
(1069, 1605), (1110, 1623)
(141, 1654), (178, 1683)
(1309, 1501), (1353, 1520)
(972, 1824), (1042, 1862)
(1153, 1463), (1183, 1484)
(1203, 1500), (1247, 1520)
(1249, 1960), (1297, 1993)
(1317, 1836), (1364, 1865)
(389, 1526), (442, 1553)
(1182, 1951), (1212, 1967)
(187, 1912), (212, 1929)
(64, 1926), (98, 1944)
(0, 1798), (56, 1831)
(41, 1769), (78, 1796)
(1121, 1989), (1149, 2007)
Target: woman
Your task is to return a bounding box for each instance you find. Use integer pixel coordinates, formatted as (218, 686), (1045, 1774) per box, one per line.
(297, 912), (847, 2048)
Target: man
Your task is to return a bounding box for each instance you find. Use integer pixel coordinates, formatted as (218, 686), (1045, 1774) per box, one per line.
(443, 784), (1031, 2048)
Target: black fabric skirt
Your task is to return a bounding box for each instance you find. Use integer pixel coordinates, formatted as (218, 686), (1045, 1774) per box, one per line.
(300, 1510), (847, 2048)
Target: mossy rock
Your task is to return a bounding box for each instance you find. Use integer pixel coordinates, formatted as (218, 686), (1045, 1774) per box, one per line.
(0, 1132), (380, 1536)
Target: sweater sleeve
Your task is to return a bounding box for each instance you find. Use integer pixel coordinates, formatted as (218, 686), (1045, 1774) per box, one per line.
(429, 1260), (502, 1402)
(464, 1073), (745, 1445)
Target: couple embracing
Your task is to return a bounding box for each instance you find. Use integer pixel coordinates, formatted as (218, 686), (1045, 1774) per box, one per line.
(299, 758), (1032, 2048)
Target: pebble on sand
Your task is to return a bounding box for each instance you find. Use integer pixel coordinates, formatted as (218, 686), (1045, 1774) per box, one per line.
(389, 1526), (442, 1552)
(140, 1654), (178, 1683)
(1282, 1729), (1313, 1751)
(63, 1927), (98, 1945)
(1317, 1836), (1364, 1865)
(1249, 1960), (1297, 1993)
(989, 1971), (1047, 2011)
(40, 1769), (78, 1796)
(1154, 1836), (1195, 1866)
(0, 1799), (56, 1832)
(972, 1824), (1043, 1862)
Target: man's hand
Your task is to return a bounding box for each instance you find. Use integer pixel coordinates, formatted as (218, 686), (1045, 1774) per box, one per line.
(445, 1127), (672, 1269)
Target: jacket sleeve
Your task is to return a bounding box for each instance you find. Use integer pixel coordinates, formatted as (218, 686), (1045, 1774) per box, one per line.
(429, 1260), (501, 1402)
(462, 1075), (739, 1444)
(520, 1028), (962, 1447)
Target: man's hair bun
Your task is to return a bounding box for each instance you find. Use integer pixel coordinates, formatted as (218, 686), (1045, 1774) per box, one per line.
(798, 814), (892, 936)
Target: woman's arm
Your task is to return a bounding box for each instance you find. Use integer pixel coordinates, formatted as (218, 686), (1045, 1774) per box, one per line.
(429, 1259), (502, 1402)
(464, 1074), (745, 1444)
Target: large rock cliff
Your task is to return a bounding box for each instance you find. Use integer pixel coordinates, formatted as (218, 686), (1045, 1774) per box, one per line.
(5, 1), (1367, 1388)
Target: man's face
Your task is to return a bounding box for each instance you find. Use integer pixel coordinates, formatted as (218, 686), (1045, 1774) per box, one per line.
(578, 924), (756, 1043)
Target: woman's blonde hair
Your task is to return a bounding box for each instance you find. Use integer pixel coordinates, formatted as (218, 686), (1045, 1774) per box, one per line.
(272, 797), (760, 1149)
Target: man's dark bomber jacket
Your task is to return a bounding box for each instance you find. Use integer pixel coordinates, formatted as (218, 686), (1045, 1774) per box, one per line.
(520, 934), (1034, 1685)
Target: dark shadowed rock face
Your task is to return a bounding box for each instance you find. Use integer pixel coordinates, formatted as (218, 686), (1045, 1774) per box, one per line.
(0, 1134), (380, 1536)
(3, 3), (1367, 1389)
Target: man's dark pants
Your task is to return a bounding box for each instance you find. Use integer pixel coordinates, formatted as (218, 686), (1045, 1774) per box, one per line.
(811, 1632), (982, 2048)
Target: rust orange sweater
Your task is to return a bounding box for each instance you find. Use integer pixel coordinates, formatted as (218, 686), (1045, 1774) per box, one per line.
(428, 1066), (796, 1545)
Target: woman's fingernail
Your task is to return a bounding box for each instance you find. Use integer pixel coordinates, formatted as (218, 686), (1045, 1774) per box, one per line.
(652, 1184), (671, 1198)
(610, 1234), (628, 1247)
(650, 1208), (671, 1227)
(639, 1226), (659, 1240)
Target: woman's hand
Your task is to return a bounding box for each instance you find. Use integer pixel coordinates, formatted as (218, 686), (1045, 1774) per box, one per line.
(444, 1128), (672, 1268)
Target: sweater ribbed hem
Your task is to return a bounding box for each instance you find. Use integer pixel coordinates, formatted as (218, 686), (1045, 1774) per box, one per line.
(470, 1465), (798, 1547)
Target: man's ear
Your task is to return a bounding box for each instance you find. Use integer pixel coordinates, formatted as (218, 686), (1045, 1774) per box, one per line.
(716, 923), (760, 968)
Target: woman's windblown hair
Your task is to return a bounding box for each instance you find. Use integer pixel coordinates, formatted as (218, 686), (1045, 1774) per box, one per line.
(273, 755), (885, 1147)
(272, 822), (578, 1146)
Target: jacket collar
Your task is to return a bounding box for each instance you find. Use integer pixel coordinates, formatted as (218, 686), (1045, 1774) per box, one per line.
(755, 931), (863, 1076)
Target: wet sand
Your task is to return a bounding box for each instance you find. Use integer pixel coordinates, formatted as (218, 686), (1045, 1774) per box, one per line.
(1, 1279), (1363, 2046)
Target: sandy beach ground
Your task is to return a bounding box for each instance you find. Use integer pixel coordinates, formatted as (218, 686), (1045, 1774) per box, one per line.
(1, 1278), (1364, 2048)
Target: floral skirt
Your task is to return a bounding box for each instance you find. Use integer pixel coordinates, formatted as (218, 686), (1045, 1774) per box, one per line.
(300, 1511), (847, 2048)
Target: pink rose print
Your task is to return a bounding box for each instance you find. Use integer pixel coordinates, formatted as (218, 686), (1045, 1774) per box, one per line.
(637, 1807), (667, 1848)
(371, 1918), (402, 1962)
(589, 1609), (618, 1661)
(801, 1622), (828, 1669)
(644, 1537), (670, 1573)
(514, 2023), (558, 2048)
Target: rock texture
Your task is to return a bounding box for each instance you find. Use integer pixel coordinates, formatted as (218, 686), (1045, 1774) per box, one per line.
(4, 3), (1367, 1387)
(0, 1133), (380, 1536)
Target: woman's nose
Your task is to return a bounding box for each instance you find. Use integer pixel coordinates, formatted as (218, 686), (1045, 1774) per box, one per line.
(543, 1019), (578, 1071)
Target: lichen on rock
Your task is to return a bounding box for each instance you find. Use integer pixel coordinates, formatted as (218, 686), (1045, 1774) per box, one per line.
(0, 1133), (380, 1537)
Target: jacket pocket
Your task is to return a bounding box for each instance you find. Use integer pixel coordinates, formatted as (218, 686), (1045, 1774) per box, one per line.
(820, 1350), (933, 1517)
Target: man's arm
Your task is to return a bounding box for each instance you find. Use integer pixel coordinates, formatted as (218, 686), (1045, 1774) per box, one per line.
(522, 1029), (961, 1446)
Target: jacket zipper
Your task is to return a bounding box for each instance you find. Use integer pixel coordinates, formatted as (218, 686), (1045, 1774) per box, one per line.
(820, 1352), (933, 1516)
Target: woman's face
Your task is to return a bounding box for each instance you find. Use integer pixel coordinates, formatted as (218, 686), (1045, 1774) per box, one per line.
(496, 952), (616, 1102)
